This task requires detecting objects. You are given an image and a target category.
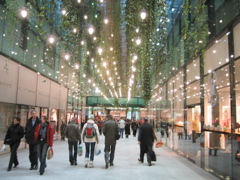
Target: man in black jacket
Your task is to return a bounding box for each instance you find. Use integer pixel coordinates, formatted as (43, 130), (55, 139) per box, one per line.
(25, 110), (41, 170)
(138, 118), (157, 166)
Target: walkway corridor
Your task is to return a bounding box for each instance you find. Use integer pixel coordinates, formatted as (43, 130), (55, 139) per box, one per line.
(0, 133), (218, 180)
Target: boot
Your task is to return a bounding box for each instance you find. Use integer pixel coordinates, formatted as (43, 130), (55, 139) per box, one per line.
(85, 159), (89, 168)
(88, 161), (94, 168)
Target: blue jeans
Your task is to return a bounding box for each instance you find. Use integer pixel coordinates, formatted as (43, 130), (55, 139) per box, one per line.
(68, 140), (78, 163)
(120, 128), (124, 138)
(85, 142), (96, 161)
(39, 141), (49, 174)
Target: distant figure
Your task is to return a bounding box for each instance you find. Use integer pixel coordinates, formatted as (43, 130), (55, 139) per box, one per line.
(25, 110), (41, 170)
(125, 120), (131, 138)
(2, 117), (24, 171)
(103, 115), (119, 169)
(82, 114), (100, 168)
(34, 116), (54, 175)
(118, 118), (125, 138)
(131, 119), (138, 137)
(60, 120), (67, 141)
(65, 117), (81, 166)
(138, 118), (157, 166)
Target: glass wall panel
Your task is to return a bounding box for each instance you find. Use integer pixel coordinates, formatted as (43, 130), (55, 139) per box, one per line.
(203, 65), (231, 179)
(204, 35), (229, 75)
(186, 81), (200, 105)
(186, 58), (200, 83)
(233, 22), (240, 58)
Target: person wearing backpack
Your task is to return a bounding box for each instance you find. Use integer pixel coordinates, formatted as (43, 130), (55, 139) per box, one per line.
(81, 114), (100, 168)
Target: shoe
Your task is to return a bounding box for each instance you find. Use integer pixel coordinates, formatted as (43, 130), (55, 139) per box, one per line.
(88, 161), (93, 168)
(138, 158), (143, 163)
(30, 166), (34, 170)
(110, 162), (114, 166)
(85, 159), (89, 168)
(7, 168), (11, 171)
(40, 173), (43, 175)
(148, 163), (152, 166)
(74, 162), (77, 166)
(13, 163), (18, 168)
(105, 163), (109, 169)
(33, 165), (38, 170)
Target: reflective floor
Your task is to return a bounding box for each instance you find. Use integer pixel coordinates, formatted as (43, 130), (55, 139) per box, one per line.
(0, 132), (218, 180)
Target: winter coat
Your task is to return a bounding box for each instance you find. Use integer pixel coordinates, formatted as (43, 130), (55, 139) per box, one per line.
(25, 117), (41, 144)
(82, 119), (100, 143)
(65, 121), (81, 142)
(103, 120), (119, 145)
(125, 122), (131, 135)
(118, 119), (125, 128)
(138, 122), (155, 145)
(4, 123), (24, 145)
(34, 123), (54, 147)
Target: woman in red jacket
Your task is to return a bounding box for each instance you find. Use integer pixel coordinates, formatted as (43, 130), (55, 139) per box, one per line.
(34, 116), (54, 175)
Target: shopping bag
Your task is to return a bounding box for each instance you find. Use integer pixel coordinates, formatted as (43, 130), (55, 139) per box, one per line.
(151, 150), (156, 161)
(155, 141), (163, 148)
(78, 145), (82, 156)
(47, 148), (54, 160)
(95, 144), (101, 156)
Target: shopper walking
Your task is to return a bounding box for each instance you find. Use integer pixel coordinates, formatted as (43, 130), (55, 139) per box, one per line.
(131, 119), (138, 137)
(118, 118), (125, 138)
(34, 116), (54, 175)
(138, 118), (157, 166)
(2, 117), (24, 171)
(65, 117), (81, 166)
(25, 110), (41, 170)
(125, 120), (131, 138)
(103, 115), (119, 169)
(60, 120), (67, 141)
(82, 114), (100, 168)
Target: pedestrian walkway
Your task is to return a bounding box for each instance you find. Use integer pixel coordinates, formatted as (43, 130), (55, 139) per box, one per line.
(0, 133), (218, 180)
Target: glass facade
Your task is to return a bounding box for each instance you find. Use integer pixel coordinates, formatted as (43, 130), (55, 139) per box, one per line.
(147, 1), (240, 179)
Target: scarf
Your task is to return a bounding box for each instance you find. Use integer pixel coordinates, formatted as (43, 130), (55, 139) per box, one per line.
(40, 123), (48, 140)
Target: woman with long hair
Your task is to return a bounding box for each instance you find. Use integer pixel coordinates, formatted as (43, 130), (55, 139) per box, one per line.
(34, 116), (54, 175)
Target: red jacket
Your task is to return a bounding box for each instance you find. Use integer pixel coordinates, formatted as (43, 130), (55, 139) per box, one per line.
(34, 123), (54, 147)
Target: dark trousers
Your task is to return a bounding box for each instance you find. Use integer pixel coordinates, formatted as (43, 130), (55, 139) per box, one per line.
(133, 129), (137, 137)
(85, 142), (96, 161)
(29, 143), (39, 167)
(8, 143), (20, 169)
(104, 144), (116, 163)
(68, 140), (78, 164)
(139, 143), (153, 163)
(39, 141), (49, 174)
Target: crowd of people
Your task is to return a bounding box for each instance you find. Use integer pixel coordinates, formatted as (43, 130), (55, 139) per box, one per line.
(1, 112), (164, 175)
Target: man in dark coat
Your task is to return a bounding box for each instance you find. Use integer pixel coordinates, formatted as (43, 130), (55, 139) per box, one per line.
(25, 110), (41, 170)
(103, 114), (119, 169)
(138, 118), (157, 166)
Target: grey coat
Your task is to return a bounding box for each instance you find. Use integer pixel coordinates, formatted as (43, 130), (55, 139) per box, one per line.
(65, 121), (81, 142)
(103, 120), (119, 145)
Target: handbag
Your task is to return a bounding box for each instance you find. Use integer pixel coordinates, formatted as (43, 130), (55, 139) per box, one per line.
(235, 150), (240, 162)
(155, 141), (163, 148)
(47, 148), (54, 160)
(115, 133), (120, 140)
(151, 150), (156, 161)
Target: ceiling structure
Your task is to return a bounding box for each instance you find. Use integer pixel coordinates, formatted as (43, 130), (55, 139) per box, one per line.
(56, 0), (182, 107)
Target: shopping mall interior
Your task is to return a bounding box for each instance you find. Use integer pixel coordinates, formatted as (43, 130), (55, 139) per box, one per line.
(0, 0), (240, 179)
